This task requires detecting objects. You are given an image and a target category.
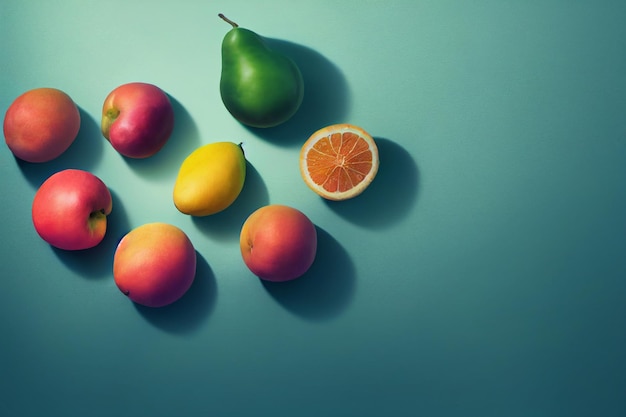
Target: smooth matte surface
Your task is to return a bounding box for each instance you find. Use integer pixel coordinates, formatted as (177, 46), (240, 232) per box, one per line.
(1, 1), (625, 416)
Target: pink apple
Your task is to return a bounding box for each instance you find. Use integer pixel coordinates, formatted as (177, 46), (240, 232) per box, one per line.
(101, 82), (174, 158)
(240, 204), (317, 282)
(3, 87), (81, 163)
(113, 223), (196, 307)
(32, 169), (113, 250)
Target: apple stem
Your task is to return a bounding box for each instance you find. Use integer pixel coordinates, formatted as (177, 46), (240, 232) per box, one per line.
(218, 13), (239, 28)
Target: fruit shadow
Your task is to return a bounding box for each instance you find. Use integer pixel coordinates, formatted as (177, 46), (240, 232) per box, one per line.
(242, 38), (351, 146)
(191, 160), (269, 242)
(16, 107), (104, 188)
(324, 138), (420, 229)
(260, 226), (356, 321)
(51, 188), (131, 279)
(134, 251), (216, 335)
(122, 94), (201, 180)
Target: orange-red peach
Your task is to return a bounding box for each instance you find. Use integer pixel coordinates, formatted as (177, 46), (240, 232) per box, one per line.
(240, 204), (317, 282)
(113, 223), (196, 307)
(3, 88), (81, 163)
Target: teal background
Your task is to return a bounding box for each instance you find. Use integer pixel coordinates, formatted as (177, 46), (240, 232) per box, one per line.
(1, 1), (625, 416)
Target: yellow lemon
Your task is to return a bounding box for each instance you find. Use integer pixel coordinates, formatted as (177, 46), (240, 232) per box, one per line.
(173, 142), (246, 216)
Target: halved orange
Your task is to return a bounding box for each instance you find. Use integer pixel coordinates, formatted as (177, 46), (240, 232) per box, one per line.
(300, 123), (379, 201)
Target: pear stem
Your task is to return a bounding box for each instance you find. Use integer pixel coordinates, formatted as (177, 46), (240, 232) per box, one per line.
(218, 13), (239, 28)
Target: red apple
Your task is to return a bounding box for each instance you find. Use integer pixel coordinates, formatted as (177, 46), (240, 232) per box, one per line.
(32, 169), (113, 250)
(240, 204), (317, 282)
(101, 82), (174, 159)
(113, 223), (196, 307)
(3, 87), (81, 163)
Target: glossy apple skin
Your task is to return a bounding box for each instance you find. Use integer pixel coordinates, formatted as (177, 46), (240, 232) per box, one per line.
(240, 205), (317, 282)
(114, 223), (196, 307)
(32, 169), (112, 250)
(3, 88), (80, 163)
(101, 82), (174, 159)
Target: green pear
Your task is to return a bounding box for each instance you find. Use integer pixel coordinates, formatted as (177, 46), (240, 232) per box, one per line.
(218, 14), (304, 128)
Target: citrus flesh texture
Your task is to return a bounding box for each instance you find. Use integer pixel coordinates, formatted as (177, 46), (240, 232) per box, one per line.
(300, 124), (379, 201)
